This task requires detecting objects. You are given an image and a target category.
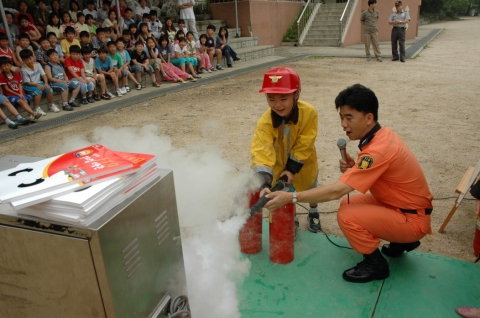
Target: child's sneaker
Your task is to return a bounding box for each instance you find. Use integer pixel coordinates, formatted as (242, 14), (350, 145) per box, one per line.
(49, 104), (60, 113)
(116, 88), (124, 96)
(193, 74), (201, 79)
(69, 100), (80, 107)
(200, 68), (207, 74)
(156, 78), (162, 85)
(188, 75), (197, 82)
(93, 94), (101, 101)
(106, 90), (115, 98)
(207, 68), (212, 73)
(216, 64), (224, 70)
(33, 112), (42, 120)
(81, 98), (88, 105)
(7, 122), (18, 129)
(62, 105), (74, 111)
(125, 85), (131, 92)
(18, 117), (31, 125)
(101, 93), (111, 100)
(136, 84), (142, 90)
(178, 78), (186, 84)
(210, 67), (216, 72)
(36, 108), (47, 116)
(87, 96), (95, 103)
(120, 87), (127, 94)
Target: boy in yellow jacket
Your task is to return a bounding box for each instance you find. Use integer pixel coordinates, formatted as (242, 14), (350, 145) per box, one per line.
(251, 67), (320, 233)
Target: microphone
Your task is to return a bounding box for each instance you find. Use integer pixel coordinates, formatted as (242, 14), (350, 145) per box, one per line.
(337, 138), (347, 161)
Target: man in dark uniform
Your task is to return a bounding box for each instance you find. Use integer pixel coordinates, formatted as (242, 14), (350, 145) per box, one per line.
(388, 1), (410, 62)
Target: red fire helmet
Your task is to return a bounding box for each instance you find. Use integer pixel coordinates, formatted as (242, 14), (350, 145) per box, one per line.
(259, 67), (301, 94)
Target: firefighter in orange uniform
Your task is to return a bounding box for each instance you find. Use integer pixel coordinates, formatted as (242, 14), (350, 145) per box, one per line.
(264, 84), (433, 283)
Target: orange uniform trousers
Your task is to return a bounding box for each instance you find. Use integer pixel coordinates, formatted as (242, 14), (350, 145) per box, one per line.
(337, 194), (432, 255)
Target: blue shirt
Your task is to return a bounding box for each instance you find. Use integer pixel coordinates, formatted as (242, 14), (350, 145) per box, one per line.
(95, 56), (113, 72)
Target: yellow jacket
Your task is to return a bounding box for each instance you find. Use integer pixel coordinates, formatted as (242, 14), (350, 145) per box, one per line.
(250, 100), (318, 191)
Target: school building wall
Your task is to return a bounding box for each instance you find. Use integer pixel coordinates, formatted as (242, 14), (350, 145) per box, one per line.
(210, 1), (304, 47)
(342, 0), (422, 47)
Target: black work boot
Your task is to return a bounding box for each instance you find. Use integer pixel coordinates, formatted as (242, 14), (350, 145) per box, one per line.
(381, 241), (421, 257)
(342, 249), (390, 283)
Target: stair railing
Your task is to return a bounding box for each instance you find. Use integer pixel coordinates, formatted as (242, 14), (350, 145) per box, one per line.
(297, 0), (322, 46)
(339, 0), (354, 47)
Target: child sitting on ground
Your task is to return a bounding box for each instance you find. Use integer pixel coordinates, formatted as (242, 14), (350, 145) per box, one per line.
(122, 30), (135, 52)
(93, 28), (109, 50)
(185, 31), (200, 71)
(64, 45), (96, 105)
(95, 47), (125, 97)
(44, 49), (80, 111)
(172, 37), (200, 80)
(130, 41), (160, 87)
(35, 37), (52, 67)
(18, 14), (41, 46)
(0, 57), (42, 121)
(120, 9), (135, 33)
(115, 38), (143, 90)
(79, 31), (97, 57)
(81, 46), (109, 100)
(216, 26), (240, 68)
(195, 34), (212, 73)
(20, 49), (59, 115)
(76, 13), (90, 36)
(83, 1), (98, 24)
(0, 92), (31, 129)
(35, 0), (49, 35)
(175, 19), (188, 34)
(144, 37), (171, 83)
(61, 26), (81, 58)
(86, 14), (98, 39)
(46, 12), (63, 41)
(206, 24), (223, 71)
(16, 34), (36, 66)
(0, 34), (22, 70)
(61, 12), (80, 39)
(107, 41), (134, 93)
(149, 10), (163, 39)
(47, 32), (65, 64)
(157, 35), (190, 83)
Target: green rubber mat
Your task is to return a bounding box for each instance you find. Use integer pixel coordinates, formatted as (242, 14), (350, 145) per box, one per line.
(238, 221), (479, 317)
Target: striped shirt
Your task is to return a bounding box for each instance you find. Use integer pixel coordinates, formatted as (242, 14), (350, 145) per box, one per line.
(361, 9), (379, 34)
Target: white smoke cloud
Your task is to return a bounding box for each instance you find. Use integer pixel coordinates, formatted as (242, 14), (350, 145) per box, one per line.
(58, 124), (252, 317)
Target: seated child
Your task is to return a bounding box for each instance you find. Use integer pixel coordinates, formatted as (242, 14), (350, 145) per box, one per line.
(172, 37), (200, 80)
(120, 9), (135, 32)
(76, 13), (90, 36)
(195, 34), (212, 73)
(123, 29), (136, 52)
(0, 92), (30, 129)
(144, 37), (170, 83)
(149, 10), (163, 39)
(175, 19), (188, 34)
(61, 26), (81, 58)
(61, 12), (80, 39)
(106, 41), (133, 93)
(206, 24), (223, 71)
(158, 35), (190, 84)
(18, 14), (41, 45)
(34, 0), (49, 36)
(47, 32), (65, 64)
(216, 26), (240, 68)
(0, 34), (22, 70)
(64, 45), (96, 105)
(0, 57), (41, 121)
(104, 28), (114, 43)
(16, 34), (36, 66)
(35, 37), (51, 67)
(114, 38), (142, 91)
(93, 28), (109, 50)
(19, 49), (59, 115)
(186, 31), (200, 70)
(112, 0), (128, 17)
(103, 10), (120, 41)
(97, 0), (111, 24)
(129, 41), (160, 87)
(95, 47), (124, 97)
(81, 46), (109, 100)
(83, 1), (98, 24)
(79, 31), (97, 57)
(46, 12), (63, 41)
(86, 14), (98, 39)
(44, 49), (81, 111)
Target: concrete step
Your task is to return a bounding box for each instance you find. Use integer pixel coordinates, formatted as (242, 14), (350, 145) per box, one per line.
(223, 45), (274, 64)
(314, 15), (344, 21)
(310, 21), (341, 28)
(318, 7), (345, 13)
(307, 29), (341, 36)
(302, 38), (339, 46)
(227, 37), (259, 50)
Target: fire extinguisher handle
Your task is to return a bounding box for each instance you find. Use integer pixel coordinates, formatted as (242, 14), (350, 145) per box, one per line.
(247, 175), (289, 217)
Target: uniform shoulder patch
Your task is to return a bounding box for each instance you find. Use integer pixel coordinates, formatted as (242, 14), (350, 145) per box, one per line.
(357, 156), (374, 169)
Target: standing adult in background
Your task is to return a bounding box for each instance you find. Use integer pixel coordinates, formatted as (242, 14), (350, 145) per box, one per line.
(388, 1), (410, 62)
(361, 0), (382, 62)
(135, 0), (151, 23)
(178, 0), (199, 41)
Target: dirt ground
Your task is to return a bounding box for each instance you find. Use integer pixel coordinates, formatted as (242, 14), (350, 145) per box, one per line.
(1, 18), (479, 262)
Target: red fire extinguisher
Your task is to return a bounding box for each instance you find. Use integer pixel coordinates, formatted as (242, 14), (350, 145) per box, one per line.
(269, 202), (295, 264)
(239, 191), (262, 254)
(474, 215), (480, 260)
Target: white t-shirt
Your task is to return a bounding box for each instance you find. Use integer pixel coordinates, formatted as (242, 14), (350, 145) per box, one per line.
(21, 62), (45, 84)
(178, 0), (195, 19)
(173, 44), (188, 57)
(82, 57), (95, 77)
(135, 6), (151, 17)
(83, 9), (98, 20)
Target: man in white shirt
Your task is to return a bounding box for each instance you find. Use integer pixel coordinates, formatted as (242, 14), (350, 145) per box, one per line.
(178, 0), (198, 41)
(135, 0), (151, 23)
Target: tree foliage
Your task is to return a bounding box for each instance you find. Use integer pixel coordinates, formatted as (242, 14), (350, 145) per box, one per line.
(421, 0), (478, 18)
